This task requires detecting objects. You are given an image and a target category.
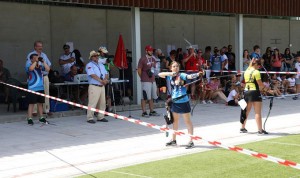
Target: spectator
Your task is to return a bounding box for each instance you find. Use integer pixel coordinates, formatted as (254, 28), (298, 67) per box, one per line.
(166, 50), (177, 69)
(282, 48), (294, 71)
(210, 47), (225, 76)
(287, 74), (296, 94)
(183, 46), (199, 100)
(293, 56), (300, 100)
(227, 84), (240, 106)
(59, 44), (76, 76)
(176, 48), (184, 70)
(243, 49), (251, 71)
(25, 54), (50, 125)
(73, 49), (85, 74)
(98, 46), (113, 113)
(26, 41), (52, 116)
(137, 45), (159, 117)
(207, 78), (227, 103)
(271, 48), (283, 72)
(202, 46), (212, 63)
(262, 47), (272, 71)
(0, 59), (11, 103)
(220, 47), (228, 71)
(65, 65), (88, 103)
(226, 44), (236, 71)
(85, 50), (109, 123)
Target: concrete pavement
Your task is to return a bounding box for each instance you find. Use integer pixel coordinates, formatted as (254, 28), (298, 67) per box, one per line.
(0, 98), (299, 178)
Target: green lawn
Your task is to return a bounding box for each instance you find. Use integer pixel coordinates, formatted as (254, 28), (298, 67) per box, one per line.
(78, 135), (300, 178)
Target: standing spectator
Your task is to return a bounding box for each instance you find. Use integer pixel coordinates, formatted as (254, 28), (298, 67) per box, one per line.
(210, 47), (225, 76)
(98, 46), (113, 113)
(262, 47), (272, 71)
(293, 56), (300, 100)
(27, 41), (52, 116)
(202, 46), (212, 63)
(243, 49), (251, 71)
(176, 48), (184, 70)
(0, 59), (11, 103)
(25, 54), (50, 125)
(282, 48), (294, 71)
(271, 48), (283, 72)
(73, 49), (85, 74)
(226, 45), (236, 71)
(158, 61), (202, 149)
(220, 47), (228, 71)
(166, 50), (177, 69)
(138, 45), (159, 117)
(183, 46), (199, 100)
(59, 44), (76, 76)
(85, 50), (109, 123)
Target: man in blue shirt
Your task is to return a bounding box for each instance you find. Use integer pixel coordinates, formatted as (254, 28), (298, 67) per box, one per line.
(25, 54), (50, 125)
(210, 47), (225, 76)
(27, 41), (52, 116)
(85, 50), (109, 123)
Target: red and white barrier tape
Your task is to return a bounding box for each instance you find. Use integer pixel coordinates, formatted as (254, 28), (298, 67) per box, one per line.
(1, 81), (300, 170)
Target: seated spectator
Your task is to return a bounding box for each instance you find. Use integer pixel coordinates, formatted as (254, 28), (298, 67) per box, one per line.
(206, 78), (227, 103)
(59, 44), (76, 76)
(73, 49), (85, 74)
(0, 59), (11, 103)
(64, 65), (88, 103)
(270, 74), (282, 96)
(227, 84), (240, 106)
(287, 74), (296, 94)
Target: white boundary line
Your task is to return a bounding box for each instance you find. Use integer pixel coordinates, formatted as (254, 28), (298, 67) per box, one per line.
(110, 171), (153, 178)
(266, 141), (300, 147)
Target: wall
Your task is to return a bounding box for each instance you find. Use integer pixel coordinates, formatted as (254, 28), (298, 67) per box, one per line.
(1, 2), (300, 81)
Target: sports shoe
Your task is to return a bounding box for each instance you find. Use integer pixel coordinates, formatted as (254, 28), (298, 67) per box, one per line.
(97, 118), (108, 122)
(207, 100), (214, 104)
(240, 128), (248, 133)
(142, 112), (149, 117)
(185, 141), (194, 149)
(39, 117), (48, 124)
(87, 120), (96, 124)
(257, 130), (268, 135)
(149, 111), (159, 116)
(293, 96), (298, 100)
(201, 100), (207, 104)
(27, 118), (34, 125)
(166, 140), (177, 146)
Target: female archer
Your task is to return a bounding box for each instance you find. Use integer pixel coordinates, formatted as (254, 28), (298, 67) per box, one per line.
(158, 61), (203, 149)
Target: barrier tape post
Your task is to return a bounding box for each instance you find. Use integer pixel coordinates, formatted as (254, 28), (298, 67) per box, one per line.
(1, 81), (300, 170)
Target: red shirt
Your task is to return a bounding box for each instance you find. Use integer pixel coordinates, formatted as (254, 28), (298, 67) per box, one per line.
(185, 55), (198, 71)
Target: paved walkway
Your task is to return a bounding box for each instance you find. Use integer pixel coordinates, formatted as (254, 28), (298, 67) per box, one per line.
(0, 98), (299, 178)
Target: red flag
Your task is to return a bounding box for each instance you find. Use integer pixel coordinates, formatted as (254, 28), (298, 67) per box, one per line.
(114, 35), (128, 69)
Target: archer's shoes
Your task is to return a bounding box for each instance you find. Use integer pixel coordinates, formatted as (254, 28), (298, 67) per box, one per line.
(149, 111), (159, 116)
(257, 130), (268, 135)
(293, 96), (298, 100)
(166, 140), (177, 146)
(27, 118), (34, 125)
(142, 112), (149, 117)
(97, 118), (108, 122)
(87, 120), (96, 124)
(240, 128), (248, 133)
(185, 141), (195, 149)
(39, 117), (48, 124)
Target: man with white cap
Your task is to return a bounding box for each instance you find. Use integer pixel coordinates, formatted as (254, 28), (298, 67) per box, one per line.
(138, 45), (159, 117)
(85, 50), (109, 123)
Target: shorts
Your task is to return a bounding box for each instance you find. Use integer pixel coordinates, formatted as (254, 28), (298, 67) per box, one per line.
(296, 78), (300, 85)
(227, 100), (238, 106)
(141, 82), (158, 100)
(27, 90), (45, 104)
(244, 90), (262, 102)
(171, 101), (191, 114)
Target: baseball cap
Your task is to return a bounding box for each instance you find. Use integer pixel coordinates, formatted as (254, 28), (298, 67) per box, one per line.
(145, 45), (154, 52)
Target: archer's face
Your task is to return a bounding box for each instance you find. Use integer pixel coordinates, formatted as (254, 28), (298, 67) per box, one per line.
(171, 63), (179, 72)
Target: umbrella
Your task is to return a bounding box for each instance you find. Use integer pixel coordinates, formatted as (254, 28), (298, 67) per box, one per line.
(114, 34), (128, 69)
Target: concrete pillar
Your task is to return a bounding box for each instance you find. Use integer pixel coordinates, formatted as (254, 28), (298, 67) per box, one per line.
(235, 14), (243, 72)
(131, 7), (141, 104)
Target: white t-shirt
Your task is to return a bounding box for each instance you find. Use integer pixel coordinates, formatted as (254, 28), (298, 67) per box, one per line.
(227, 89), (237, 102)
(60, 52), (76, 76)
(222, 54), (228, 70)
(287, 78), (296, 87)
(295, 62), (300, 79)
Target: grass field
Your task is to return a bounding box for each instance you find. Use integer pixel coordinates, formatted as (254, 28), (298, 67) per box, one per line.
(78, 135), (300, 178)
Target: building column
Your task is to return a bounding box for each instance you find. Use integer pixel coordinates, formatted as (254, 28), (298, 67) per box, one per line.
(131, 7), (141, 104)
(235, 14), (243, 72)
